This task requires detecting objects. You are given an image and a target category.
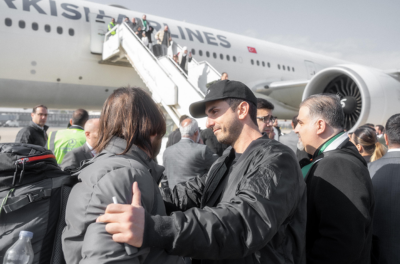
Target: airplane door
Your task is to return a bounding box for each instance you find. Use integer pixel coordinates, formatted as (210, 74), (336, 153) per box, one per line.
(304, 60), (316, 79)
(89, 13), (112, 54)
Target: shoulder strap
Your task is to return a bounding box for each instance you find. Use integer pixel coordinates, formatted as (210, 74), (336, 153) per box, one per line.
(1, 188), (52, 214)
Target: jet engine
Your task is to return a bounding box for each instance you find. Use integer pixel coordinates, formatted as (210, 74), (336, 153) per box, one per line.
(302, 64), (400, 131)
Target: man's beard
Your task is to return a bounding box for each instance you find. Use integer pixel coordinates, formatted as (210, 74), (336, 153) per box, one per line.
(216, 118), (243, 146)
(297, 139), (305, 151)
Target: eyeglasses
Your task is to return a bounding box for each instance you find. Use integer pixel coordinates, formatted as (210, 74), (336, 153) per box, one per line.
(256, 115), (276, 124)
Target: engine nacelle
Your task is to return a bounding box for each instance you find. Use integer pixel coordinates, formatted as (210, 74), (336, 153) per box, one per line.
(302, 64), (400, 131)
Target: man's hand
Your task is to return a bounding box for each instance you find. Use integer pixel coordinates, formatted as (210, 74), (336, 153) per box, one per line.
(97, 182), (145, 247)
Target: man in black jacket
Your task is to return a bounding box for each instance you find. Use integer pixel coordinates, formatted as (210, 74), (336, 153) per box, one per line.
(98, 80), (307, 264)
(15, 104), (49, 147)
(295, 94), (374, 264)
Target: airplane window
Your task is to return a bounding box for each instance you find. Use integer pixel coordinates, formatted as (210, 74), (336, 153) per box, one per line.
(233, 56), (236, 62)
(206, 51), (210, 57)
(251, 59), (254, 65)
(213, 52), (217, 59)
(5, 18), (12, 27)
(292, 67), (295, 72)
(199, 50), (203, 56)
(19, 20), (25, 29)
(226, 55), (230, 61)
(32, 23), (38, 31)
(57, 26), (63, 34)
(268, 62), (270, 68)
(220, 54), (223, 60)
(283, 65), (286, 70)
(287, 66), (290, 71)
(191, 49), (195, 55)
(257, 60), (260, 66)
(278, 64), (281, 69)
(45, 25), (51, 33)
(262, 61), (265, 67)
(69, 28), (74, 36)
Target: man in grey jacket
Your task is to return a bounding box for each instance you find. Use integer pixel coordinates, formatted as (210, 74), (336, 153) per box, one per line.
(369, 113), (400, 263)
(163, 117), (218, 189)
(279, 115), (299, 154)
(98, 80), (307, 263)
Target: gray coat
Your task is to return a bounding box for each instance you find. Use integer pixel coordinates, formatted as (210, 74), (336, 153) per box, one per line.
(163, 138), (218, 189)
(62, 137), (183, 264)
(279, 130), (298, 154)
(60, 143), (93, 171)
(369, 150), (400, 264)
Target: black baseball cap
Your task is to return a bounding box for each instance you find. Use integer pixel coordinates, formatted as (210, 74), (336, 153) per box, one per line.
(189, 80), (257, 118)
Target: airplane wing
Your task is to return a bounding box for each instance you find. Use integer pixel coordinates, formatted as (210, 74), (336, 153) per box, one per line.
(254, 80), (309, 108)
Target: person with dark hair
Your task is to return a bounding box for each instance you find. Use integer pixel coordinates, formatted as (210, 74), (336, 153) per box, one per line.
(350, 125), (386, 163)
(375, 125), (384, 136)
(375, 124), (387, 148)
(98, 80), (306, 263)
(15, 104), (49, 146)
(295, 94), (374, 263)
(279, 115), (299, 154)
(256, 98), (276, 139)
(62, 87), (181, 264)
(364, 123), (375, 128)
(273, 118), (282, 140)
(369, 114), (400, 264)
(47, 109), (88, 164)
(166, 114), (190, 148)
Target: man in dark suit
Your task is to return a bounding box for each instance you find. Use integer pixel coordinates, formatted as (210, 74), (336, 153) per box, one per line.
(375, 124), (388, 148)
(369, 114), (400, 264)
(163, 117), (218, 189)
(166, 115), (189, 148)
(279, 115), (299, 154)
(61, 118), (100, 171)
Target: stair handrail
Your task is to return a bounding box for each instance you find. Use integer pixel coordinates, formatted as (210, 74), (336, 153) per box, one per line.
(121, 22), (205, 97)
(172, 42), (221, 79)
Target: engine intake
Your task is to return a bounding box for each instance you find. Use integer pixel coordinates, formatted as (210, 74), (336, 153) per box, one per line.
(302, 64), (400, 132)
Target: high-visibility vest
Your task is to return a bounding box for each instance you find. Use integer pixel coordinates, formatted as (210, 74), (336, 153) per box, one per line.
(108, 22), (116, 35)
(47, 128), (86, 164)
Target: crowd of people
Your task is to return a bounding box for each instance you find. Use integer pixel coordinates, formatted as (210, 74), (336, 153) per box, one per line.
(109, 14), (193, 75)
(8, 79), (400, 264)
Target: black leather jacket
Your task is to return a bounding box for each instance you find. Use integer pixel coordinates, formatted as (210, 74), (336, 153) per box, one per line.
(146, 135), (307, 263)
(15, 121), (48, 147)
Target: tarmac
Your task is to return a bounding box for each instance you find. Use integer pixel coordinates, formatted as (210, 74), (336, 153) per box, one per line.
(0, 127), (62, 143)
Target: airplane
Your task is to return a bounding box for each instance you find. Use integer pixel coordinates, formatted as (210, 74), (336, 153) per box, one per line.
(0, 0), (399, 132)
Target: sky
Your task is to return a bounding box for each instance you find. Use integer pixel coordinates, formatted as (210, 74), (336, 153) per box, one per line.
(87, 0), (400, 70)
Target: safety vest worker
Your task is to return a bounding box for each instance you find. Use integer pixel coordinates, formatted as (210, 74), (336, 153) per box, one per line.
(47, 125), (86, 164)
(108, 18), (116, 35)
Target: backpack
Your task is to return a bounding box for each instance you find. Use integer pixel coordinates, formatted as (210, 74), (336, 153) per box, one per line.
(0, 143), (77, 264)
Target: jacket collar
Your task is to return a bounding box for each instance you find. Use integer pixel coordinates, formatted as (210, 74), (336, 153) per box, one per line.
(382, 150), (400, 159)
(312, 131), (348, 159)
(69, 125), (84, 130)
(29, 121), (49, 132)
(104, 137), (164, 183)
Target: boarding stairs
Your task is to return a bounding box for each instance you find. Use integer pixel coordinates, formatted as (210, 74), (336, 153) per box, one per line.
(101, 22), (221, 127)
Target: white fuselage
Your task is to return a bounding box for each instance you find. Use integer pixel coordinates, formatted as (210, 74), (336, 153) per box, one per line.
(0, 0), (346, 112)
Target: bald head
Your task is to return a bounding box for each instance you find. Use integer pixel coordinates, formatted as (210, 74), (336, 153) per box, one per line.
(85, 118), (100, 147)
